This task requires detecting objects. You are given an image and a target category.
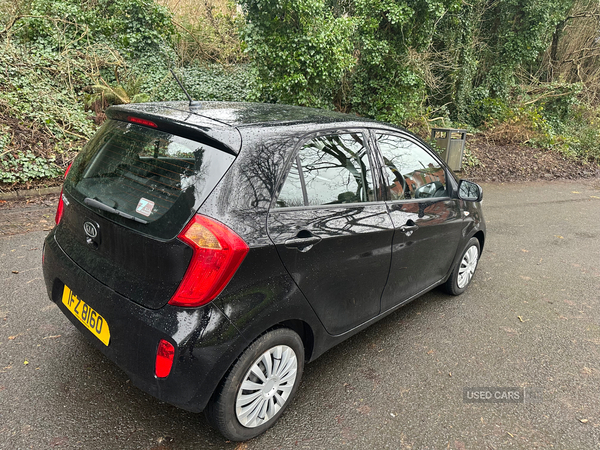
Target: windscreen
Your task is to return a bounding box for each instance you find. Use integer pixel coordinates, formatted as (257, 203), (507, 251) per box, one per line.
(64, 120), (235, 239)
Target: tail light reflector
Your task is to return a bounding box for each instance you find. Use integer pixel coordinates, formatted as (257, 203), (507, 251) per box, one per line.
(169, 215), (249, 308)
(155, 339), (175, 378)
(54, 163), (72, 225)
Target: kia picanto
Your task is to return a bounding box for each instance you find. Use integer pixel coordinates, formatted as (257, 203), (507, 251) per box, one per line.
(42, 101), (486, 441)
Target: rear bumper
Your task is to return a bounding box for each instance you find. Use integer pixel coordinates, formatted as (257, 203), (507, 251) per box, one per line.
(42, 229), (249, 412)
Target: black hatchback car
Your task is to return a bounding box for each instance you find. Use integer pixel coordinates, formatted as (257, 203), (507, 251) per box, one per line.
(42, 101), (485, 440)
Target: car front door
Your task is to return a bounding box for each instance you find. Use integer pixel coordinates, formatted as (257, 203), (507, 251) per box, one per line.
(373, 131), (464, 311)
(267, 131), (394, 335)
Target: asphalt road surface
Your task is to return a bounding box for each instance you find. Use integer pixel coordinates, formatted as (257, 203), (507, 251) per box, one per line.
(1, 180), (599, 450)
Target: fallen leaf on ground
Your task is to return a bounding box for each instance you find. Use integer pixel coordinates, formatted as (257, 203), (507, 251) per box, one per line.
(11, 271), (18, 274)
(42, 335), (61, 339)
(357, 405), (371, 414)
(518, 316), (530, 322)
(23, 361), (29, 365)
(581, 367), (597, 376)
(580, 418), (589, 423)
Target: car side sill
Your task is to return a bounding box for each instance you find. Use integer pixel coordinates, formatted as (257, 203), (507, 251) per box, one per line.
(309, 277), (446, 361)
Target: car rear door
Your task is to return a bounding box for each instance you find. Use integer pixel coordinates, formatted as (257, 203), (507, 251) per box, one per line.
(372, 131), (464, 311)
(57, 119), (237, 309)
(267, 131), (394, 335)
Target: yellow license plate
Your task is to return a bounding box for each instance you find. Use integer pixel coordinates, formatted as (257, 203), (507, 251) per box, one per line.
(62, 286), (110, 346)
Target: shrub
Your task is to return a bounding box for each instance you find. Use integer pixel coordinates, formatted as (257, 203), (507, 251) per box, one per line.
(15, 0), (174, 57)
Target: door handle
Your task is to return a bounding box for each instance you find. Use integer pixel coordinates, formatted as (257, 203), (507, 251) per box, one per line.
(284, 233), (322, 250)
(399, 220), (419, 234)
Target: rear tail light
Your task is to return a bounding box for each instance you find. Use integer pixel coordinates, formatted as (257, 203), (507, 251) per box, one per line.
(54, 194), (65, 225)
(169, 215), (249, 308)
(155, 339), (175, 378)
(54, 163), (72, 225)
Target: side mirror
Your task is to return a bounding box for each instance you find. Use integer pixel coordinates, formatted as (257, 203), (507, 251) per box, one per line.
(458, 180), (483, 202)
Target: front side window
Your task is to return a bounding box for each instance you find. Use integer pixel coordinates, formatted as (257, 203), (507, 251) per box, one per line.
(276, 133), (373, 207)
(376, 133), (447, 201)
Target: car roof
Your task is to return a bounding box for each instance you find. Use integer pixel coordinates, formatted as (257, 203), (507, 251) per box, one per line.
(107, 101), (402, 154)
(113, 101), (380, 126)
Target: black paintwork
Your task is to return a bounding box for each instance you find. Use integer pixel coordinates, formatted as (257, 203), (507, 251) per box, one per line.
(42, 101), (486, 413)
(268, 204), (395, 335)
(43, 233), (249, 412)
(382, 198), (464, 310)
(54, 193), (193, 309)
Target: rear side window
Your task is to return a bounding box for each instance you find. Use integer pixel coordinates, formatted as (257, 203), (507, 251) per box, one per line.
(65, 120), (235, 239)
(276, 133), (373, 207)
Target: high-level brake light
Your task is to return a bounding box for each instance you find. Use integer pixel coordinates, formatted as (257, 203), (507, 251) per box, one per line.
(126, 116), (158, 128)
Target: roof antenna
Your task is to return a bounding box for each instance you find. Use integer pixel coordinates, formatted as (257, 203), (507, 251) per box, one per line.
(170, 68), (202, 110)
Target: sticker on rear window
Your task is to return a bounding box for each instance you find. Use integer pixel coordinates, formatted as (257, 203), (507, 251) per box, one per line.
(136, 198), (155, 217)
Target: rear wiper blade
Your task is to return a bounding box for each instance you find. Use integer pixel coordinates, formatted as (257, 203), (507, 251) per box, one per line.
(84, 197), (148, 224)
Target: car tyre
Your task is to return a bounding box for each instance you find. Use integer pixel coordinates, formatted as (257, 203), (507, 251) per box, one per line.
(444, 237), (480, 296)
(205, 328), (304, 441)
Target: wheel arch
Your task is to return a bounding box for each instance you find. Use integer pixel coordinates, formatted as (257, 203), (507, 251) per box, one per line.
(277, 319), (315, 362)
(240, 319), (316, 363)
(209, 318), (315, 402)
(473, 230), (485, 253)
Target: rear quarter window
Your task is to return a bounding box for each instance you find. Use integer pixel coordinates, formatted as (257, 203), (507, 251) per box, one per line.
(65, 120), (235, 239)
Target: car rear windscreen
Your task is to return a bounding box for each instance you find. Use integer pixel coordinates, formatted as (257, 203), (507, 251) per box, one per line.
(64, 119), (235, 239)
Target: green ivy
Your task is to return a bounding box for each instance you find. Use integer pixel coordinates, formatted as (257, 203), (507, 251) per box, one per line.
(16, 0), (174, 57)
(0, 43), (96, 142)
(0, 128), (10, 153)
(0, 151), (63, 183)
(239, 0), (356, 109)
